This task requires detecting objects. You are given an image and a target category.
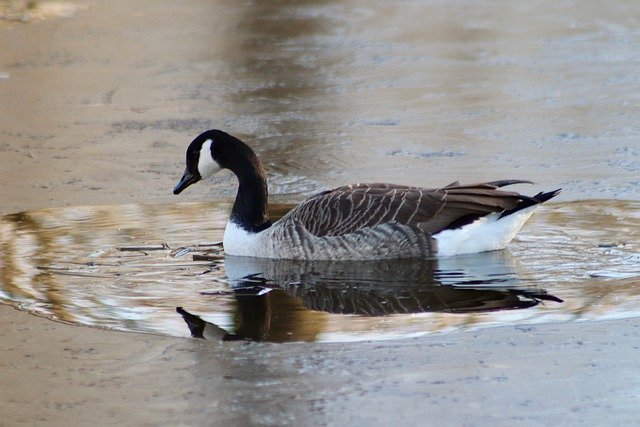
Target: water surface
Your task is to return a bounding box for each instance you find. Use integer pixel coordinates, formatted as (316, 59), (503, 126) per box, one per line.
(1, 200), (638, 342)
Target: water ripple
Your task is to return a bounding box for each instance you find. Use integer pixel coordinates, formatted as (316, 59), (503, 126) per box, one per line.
(0, 200), (638, 342)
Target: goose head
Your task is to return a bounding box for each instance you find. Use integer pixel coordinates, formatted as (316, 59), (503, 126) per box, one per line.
(173, 129), (244, 195)
(173, 130), (271, 233)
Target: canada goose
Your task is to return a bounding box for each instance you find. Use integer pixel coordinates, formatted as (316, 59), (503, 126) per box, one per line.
(174, 129), (560, 260)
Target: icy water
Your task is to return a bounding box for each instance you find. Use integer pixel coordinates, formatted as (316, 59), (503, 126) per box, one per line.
(0, 200), (638, 342)
(2, 0), (640, 342)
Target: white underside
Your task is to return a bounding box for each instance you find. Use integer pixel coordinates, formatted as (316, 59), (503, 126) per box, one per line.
(432, 206), (536, 257)
(223, 220), (273, 258)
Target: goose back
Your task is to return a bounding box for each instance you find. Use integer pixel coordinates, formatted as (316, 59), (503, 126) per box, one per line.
(278, 181), (534, 238)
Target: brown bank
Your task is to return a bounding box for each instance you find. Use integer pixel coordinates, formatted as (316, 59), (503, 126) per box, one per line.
(2, 0), (640, 425)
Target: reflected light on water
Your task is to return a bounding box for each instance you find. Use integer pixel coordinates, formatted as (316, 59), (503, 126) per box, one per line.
(0, 200), (639, 342)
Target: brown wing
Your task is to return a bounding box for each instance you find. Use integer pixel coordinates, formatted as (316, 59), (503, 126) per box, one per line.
(279, 181), (535, 238)
(420, 181), (535, 233)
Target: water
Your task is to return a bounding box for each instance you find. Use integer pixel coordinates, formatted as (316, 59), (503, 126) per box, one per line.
(1, 200), (638, 342)
(2, 0), (639, 342)
(3, 0), (640, 214)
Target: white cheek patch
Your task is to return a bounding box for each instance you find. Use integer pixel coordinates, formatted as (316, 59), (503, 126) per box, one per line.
(198, 139), (221, 178)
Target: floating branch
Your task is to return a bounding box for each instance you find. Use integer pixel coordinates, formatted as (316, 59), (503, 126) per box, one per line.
(118, 243), (170, 252)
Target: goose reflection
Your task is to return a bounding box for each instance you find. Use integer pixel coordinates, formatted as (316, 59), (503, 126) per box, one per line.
(177, 252), (562, 342)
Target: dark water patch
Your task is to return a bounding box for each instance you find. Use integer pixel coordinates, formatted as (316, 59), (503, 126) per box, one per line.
(388, 149), (467, 159)
(0, 200), (638, 342)
(362, 119), (401, 126)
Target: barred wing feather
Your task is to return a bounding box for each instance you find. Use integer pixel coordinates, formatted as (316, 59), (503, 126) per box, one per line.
(279, 182), (533, 238)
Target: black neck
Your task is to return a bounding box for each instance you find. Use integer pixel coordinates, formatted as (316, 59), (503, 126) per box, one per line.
(228, 148), (271, 233)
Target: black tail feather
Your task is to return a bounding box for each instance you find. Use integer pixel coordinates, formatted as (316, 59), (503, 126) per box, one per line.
(500, 188), (561, 218)
(533, 189), (562, 203)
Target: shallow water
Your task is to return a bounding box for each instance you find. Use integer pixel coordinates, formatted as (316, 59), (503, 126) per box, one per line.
(0, 200), (638, 342)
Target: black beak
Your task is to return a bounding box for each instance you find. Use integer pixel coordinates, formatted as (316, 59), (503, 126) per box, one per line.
(173, 169), (199, 195)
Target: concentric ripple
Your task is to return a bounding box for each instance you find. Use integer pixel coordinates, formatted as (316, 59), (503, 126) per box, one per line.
(0, 200), (638, 342)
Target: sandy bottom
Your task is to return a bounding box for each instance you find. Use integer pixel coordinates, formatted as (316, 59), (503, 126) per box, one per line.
(1, 0), (639, 424)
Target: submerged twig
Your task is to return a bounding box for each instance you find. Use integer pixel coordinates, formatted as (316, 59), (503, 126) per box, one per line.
(193, 254), (225, 262)
(118, 243), (170, 252)
(192, 241), (223, 248)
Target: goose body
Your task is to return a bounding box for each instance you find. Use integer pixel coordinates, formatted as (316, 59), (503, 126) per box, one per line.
(174, 130), (560, 260)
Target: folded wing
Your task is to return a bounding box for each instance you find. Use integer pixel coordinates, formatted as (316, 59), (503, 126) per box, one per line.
(280, 180), (537, 237)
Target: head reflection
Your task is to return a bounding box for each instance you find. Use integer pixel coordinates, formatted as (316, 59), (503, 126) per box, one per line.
(177, 252), (561, 342)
